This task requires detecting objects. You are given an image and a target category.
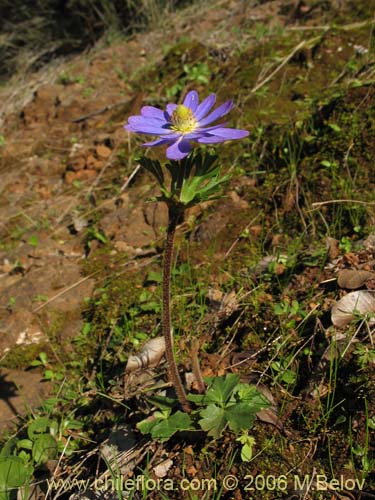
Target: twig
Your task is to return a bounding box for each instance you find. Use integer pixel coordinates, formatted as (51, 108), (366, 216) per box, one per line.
(311, 199), (375, 209)
(250, 36), (321, 95)
(120, 163), (141, 192)
(224, 214), (260, 258)
(32, 272), (100, 313)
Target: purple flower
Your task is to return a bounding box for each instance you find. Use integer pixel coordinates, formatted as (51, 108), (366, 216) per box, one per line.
(124, 90), (249, 161)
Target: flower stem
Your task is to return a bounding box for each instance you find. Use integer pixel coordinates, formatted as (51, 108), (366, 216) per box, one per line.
(162, 206), (190, 412)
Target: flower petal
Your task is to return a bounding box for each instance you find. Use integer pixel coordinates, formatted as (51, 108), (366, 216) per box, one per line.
(197, 136), (227, 144)
(128, 115), (169, 128)
(197, 100), (234, 127)
(197, 127), (249, 143)
(125, 116), (172, 135)
(142, 136), (177, 147)
(194, 94), (216, 120)
(205, 127), (249, 139)
(183, 90), (199, 112)
(166, 138), (192, 160)
(197, 122), (227, 132)
(124, 124), (173, 135)
(141, 106), (167, 121)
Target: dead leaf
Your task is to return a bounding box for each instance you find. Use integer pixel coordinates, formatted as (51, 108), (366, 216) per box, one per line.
(326, 237), (340, 260)
(256, 408), (283, 431)
(219, 290), (238, 317)
(153, 458), (173, 478)
(331, 290), (375, 328)
(125, 336), (165, 373)
(337, 269), (375, 289)
(256, 385), (283, 431)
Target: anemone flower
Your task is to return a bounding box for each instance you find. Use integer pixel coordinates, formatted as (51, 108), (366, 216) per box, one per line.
(124, 90), (249, 161)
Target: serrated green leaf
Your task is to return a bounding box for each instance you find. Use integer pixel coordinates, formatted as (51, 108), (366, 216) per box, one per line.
(137, 417), (161, 436)
(147, 394), (178, 410)
(198, 404), (227, 438)
(32, 434), (58, 464)
(150, 411), (193, 441)
(225, 402), (257, 433)
(186, 392), (205, 404)
(235, 384), (270, 408)
(204, 374), (240, 406)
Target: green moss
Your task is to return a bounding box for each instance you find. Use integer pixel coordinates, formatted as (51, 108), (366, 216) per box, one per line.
(1, 343), (49, 369)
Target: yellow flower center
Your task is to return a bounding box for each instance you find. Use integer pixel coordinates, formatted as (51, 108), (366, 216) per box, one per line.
(171, 105), (197, 134)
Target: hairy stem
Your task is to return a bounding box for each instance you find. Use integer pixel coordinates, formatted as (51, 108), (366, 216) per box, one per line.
(162, 206), (190, 412)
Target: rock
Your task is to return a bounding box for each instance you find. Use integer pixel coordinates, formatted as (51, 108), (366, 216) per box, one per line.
(0, 259), (94, 354)
(0, 368), (52, 431)
(100, 202), (163, 248)
(0, 310), (46, 356)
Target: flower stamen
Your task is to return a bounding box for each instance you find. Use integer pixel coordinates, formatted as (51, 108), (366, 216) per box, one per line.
(171, 105), (197, 134)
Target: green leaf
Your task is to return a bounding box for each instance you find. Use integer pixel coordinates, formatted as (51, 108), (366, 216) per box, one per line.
(16, 439), (33, 451)
(0, 456), (33, 498)
(320, 159), (332, 168)
(28, 235), (39, 247)
(145, 271), (162, 283)
(150, 411), (193, 441)
(328, 123), (341, 133)
(137, 417), (160, 436)
(147, 394), (178, 411)
(204, 374), (240, 406)
(138, 157), (165, 187)
(32, 434), (58, 464)
(0, 439), (17, 459)
(39, 352), (48, 365)
(194, 376), (270, 438)
(198, 404), (227, 438)
(235, 384), (270, 408)
(27, 417), (51, 440)
(225, 403), (257, 433)
(240, 443), (254, 462)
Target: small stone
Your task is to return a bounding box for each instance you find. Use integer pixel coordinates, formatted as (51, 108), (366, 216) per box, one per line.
(95, 144), (112, 159)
